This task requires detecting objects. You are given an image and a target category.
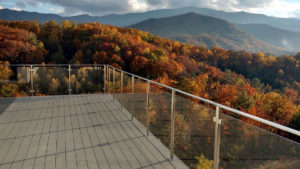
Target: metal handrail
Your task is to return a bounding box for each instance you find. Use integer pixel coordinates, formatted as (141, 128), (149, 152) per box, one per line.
(106, 65), (300, 137)
(0, 64), (104, 67)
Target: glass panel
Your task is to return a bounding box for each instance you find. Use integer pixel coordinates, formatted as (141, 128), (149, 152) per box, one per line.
(0, 65), (30, 97)
(114, 70), (121, 93)
(33, 66), (68, 95)
(70, 66), (103, 94)
(220, 113), (300, 169)
(131, 78), (147, 125)
(174, 93), (215, 168)
(113, 72), (148, 126)
(114, 73), (132, 111)
(149, 83), (172, 148)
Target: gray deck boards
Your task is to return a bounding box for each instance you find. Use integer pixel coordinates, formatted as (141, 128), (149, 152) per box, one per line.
(0, 94), (188, 169)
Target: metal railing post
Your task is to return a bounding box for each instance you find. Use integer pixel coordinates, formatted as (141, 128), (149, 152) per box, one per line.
(106, 66), (109, 93)
(146, 81), (150, 136)
(103, 65), (106, 93)
(68, 65), (72, 95)
(213, 106), (222, 169)
(108, 67), (111, 93)
(170, 90), (175, 160)
(120, 71), (124, 111)
(29, 65), (34, 96)
(120, 71), (123, 93)
(113, 68), (115, 100)
(131, 75), (134, 121)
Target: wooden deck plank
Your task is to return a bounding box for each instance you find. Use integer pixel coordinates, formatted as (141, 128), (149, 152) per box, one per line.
(56, 131), (66, 154)
(44, 155), (55, 169)
(26, 135), (41, 159)
(66, 151), (77, 169)
(2, 137), (23, 164)
(32, 157), (45, 169)
(0, 163), (11, 169)
(46, 132), (57, 155)
(55, 153), (66, 169)
(75, 150), (88, 169)
(84, 148), (99, 169)
(36, 133), (50, 157)
(14, 136), (32, 162)
(21, 159), (34, 169)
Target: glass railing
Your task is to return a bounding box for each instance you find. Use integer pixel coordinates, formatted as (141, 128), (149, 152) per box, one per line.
(107, 65), (300, 169)
(0, 64), (104, 96)
(0, 64), (299, 169)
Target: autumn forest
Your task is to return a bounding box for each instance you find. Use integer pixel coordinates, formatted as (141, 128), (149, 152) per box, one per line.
(0, 20), (299, 139)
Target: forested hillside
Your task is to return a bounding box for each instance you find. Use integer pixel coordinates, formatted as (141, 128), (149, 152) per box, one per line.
(131, 13), (288, 55)
(0, 20), (299, 135)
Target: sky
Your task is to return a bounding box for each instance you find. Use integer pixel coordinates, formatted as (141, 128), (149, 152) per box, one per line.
(0, 0), (300, 19)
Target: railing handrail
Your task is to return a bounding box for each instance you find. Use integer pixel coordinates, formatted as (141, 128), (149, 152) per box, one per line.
(106, 65), (300, 137)
(1, 63), (299, 137)
(0, 64), (105, 67)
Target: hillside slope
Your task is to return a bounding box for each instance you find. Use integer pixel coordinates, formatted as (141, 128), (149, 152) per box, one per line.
(131, 13), (288, 55)
(235, 23), (300, 51)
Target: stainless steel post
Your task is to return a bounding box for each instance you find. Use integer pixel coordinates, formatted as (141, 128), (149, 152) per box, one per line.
(146, 81), (150, 136)
(68, 65), (72, 95)
(106, 66), (109, 93)
(104, 65), (106, 93)
(113, 68), (115, 101)
(108, 67), (110, 93)
(120, 71), (124, 110)
(213, 106), (222, 169)
(120, 71), (123, 93)
(30, 65), (34, 96)
(131, 75), (134, 121)
(170, 90), (175, 160)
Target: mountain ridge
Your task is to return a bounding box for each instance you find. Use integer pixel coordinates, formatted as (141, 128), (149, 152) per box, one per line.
(131, 12), (289, 55)
(235, 23), (300, 51)
(1, 7), (300, 32)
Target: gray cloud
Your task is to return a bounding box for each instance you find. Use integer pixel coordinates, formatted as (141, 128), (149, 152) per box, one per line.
(237, 0), (272, 8)
(26, 0), (39, 7)
(25, 0), (276, 16)
(16, 0), (26, 8)
(37, 0), (134, 15)
(294, 10), (300, 18)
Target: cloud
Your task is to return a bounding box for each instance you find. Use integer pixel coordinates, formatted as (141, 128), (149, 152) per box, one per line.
(44, 6), (64, 14)
(17, 0), (300, 18)
(158, 0), (273, 12)
(255, 0), (300, 18)
(293, 10), (300, 18)
(16, 0), (26, 8)
(25, 0), (39, 7)
(0, 5), (3, 9)
(10, 7), (22, 11)
(35, 0), (138, 15)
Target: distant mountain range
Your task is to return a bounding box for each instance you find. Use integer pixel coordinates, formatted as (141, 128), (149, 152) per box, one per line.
(235, 24), (300, 51)
(1, 7), (300, 32)
(131, 13), (288, 55)
(1, 8), (299, 54)
(0, 8), (101, 24)
(99, 7), (300, 33)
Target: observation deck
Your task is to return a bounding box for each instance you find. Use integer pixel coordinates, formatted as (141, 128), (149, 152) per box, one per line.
(0, 64), (299, 169)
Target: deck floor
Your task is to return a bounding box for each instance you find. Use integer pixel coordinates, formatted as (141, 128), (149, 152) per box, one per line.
(0, 94), (188, 169)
